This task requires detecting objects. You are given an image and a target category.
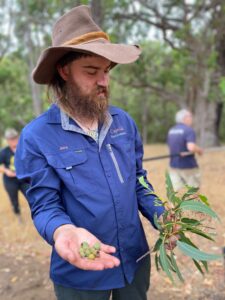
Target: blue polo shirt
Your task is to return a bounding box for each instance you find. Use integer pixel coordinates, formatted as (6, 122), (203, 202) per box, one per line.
(167, 123), (198, 169)
(15, 104), (164, 290)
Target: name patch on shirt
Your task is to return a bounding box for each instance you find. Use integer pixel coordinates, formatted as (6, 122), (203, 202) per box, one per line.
(110, 127), (126, 138)
(168, 128), (184, 135)
(59, 146), (69, 151)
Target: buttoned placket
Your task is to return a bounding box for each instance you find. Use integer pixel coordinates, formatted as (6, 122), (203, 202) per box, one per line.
(60, 109), (129, 273)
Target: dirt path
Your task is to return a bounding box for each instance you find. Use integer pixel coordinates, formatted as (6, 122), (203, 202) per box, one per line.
(0, 144), (225, 300)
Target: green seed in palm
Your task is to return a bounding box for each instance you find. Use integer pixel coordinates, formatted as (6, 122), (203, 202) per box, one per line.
(93, 242), (101, 250)
(88, 253), (96, 260)
(81, 242), (89, 249)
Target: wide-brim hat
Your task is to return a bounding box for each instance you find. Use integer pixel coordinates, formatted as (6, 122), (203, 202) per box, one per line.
(32, 5), (141, 84)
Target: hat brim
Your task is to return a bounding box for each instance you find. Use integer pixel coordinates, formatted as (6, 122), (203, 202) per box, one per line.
(32, 42), (141, 84)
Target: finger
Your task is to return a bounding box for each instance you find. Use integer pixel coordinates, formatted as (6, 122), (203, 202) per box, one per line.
(100, 243), (117, 254)
(99, 251), (120, 267)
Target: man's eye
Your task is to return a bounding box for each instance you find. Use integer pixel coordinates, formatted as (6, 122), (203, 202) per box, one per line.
(87, 71), (97, 75)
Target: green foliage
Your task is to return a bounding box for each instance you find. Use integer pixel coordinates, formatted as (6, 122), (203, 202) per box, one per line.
(0, 55), (34, 137)
(138, 173), (222, 283)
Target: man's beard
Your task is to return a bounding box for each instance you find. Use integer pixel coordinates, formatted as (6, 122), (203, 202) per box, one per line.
(60, 79), (109, 124)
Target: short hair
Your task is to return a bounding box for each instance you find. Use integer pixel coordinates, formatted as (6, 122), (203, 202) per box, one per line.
(175, 109), (191, 123)
(4, 128), (19, 140)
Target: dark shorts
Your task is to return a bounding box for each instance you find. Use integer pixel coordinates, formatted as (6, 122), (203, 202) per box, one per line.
(54, 255), (150, 300)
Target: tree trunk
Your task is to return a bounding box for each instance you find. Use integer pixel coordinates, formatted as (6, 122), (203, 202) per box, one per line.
(141, 98), (148, 144)
(187, 64), (219, 147)
(90, 0), (104, 27)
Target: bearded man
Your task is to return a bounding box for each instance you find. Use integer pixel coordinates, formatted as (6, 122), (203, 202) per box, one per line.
(15, 5), (168, 300)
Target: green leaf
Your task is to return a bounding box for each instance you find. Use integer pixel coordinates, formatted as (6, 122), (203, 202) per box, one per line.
(179, 200), (219, 220)
(177, 241), (222, 261)
(182, 186), (199, 200)
(159, 243), (174, 283)
(186, 227), (215, 241)
(138, 176), (149, 190)
(153, 213), (162, 230)
(152, 237), (163, 252)
(181, 217), (201, 225)
(179, 232), (197, 248)
(198, 194), (209, 206)
(165, 172), (180, 206)
(192, 259), (205, 275)
(155, 253), (160, 271)
(170, 251), (184, 282)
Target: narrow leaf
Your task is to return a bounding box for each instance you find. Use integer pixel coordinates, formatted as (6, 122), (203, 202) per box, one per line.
(165, 172), (180, 206)
(170, 251), (184, 282)
(182, 186), (199, 200)
(192, 259), (205, 275)
(198, 194), (209, 206)
(152, 237), (163, 252)
(155, 253), (160, 271)
(159, 243), (174, 283)
(186, 227), (215, 241)
(177, 241), (222, 261)
(153, 213), (162, 230)
(138, 176), (149, 190)
(179, 200), (219, 220)
(181, 217), (201, 225)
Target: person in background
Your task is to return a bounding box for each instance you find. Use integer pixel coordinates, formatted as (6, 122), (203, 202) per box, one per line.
(0, 128), (28, 220)
(167, 109), (203, 191)
(15, 5), (177, 300)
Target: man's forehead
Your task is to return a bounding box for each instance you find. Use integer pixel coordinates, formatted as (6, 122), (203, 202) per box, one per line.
(76, 54), (111, 68)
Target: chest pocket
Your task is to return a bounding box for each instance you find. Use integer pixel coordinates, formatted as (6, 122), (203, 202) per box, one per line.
(106, 136), (136, 182)
(45, 149), (88, 184)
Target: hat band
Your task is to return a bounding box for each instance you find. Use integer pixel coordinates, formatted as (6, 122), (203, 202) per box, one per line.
(62, 31), (110, 46)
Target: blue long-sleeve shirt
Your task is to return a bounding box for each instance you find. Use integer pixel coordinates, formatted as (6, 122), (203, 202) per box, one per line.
(15, 104), (164, 290)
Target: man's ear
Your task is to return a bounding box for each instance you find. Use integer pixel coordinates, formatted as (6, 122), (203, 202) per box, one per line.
(57, 65), (69, 81)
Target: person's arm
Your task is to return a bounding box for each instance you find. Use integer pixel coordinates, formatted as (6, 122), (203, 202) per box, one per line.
(0, 165), (16, 177)
(131, 119), (165, 227)
(0, 150), (16, 177)
(187, 142), (203, 155)
(15, 130), (120, 270)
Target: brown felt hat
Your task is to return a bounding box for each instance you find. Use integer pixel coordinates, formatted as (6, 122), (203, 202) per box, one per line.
(32, 5), (141, 84)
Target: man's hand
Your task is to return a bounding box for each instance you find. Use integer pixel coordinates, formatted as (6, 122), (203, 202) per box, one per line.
(53, 224), (120, 271)
(159, 211), (180, 251)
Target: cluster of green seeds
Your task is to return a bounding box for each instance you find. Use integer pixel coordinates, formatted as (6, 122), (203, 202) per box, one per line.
(79, 241), (101, 260)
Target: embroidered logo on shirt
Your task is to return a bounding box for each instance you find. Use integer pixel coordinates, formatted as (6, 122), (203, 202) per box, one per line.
(59, 146), (69, 150)
(110, 127), (126, 138)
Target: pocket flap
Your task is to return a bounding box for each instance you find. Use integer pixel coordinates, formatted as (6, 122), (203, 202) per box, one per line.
(46, 149), (87, 169)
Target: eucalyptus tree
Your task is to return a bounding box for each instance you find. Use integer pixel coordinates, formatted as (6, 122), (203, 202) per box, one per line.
(112, 0), (225, 146)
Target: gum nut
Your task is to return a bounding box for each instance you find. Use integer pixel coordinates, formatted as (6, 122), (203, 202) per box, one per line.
(94, 242), (101, 250)
(79, 249), (85, 257)
(90, 248), (97, 255)
(85, 249), (91, 256)
(81, 242), (89, 249)
(88, 254), (96, 260)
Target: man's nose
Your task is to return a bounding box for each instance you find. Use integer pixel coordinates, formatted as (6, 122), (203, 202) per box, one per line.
(97, 73), (109, 87)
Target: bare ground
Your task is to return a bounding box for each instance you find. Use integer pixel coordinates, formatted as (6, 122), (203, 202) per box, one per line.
(0, 144), (225, 300)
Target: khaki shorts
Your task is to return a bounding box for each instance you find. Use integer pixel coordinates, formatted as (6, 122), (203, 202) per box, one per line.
(168, 167), (201, 192)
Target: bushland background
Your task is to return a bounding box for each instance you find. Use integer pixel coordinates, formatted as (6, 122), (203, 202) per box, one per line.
(1, 1), (225, 299)
(2, 0), (225, 146)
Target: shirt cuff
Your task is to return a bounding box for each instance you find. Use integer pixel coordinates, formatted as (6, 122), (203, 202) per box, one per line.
(45, 215), (73, 245)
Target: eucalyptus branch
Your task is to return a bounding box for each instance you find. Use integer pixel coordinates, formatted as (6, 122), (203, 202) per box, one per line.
(139, 172), (222, 283)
